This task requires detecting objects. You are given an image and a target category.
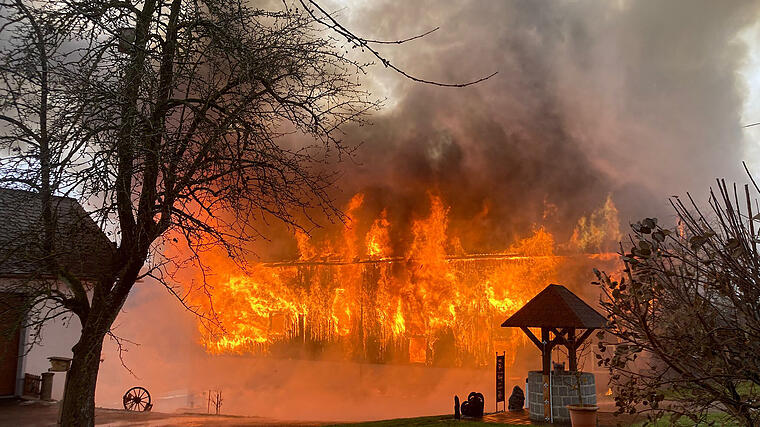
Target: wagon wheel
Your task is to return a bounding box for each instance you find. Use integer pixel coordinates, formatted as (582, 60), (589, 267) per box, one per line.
(123, 386), (151, 412)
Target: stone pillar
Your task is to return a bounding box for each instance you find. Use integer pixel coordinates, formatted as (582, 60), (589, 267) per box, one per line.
(527, 370), (597, 423)
(40, 372), (54, 401)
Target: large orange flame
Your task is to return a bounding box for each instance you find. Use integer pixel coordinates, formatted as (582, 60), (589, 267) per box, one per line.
(184, 193), (614, 367)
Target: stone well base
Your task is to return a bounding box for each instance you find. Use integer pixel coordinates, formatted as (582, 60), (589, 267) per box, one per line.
(527, 370), (596, 423)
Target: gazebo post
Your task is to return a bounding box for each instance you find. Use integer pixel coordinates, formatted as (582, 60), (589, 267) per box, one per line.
(540, 328), (552, 375)
(568, 327), (577, 372)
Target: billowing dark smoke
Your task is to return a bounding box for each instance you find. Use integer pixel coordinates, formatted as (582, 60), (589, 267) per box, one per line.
(325, 0), (760, 247)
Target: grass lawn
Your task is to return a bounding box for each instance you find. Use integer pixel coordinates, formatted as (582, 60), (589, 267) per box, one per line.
(329, 412), (741, 427)
(659, 381), (758, 403)
(328, 415), (513, 426)
(631, 412), (740, 426)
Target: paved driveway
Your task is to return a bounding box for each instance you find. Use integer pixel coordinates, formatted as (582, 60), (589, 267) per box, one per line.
(0, 399), (320, 426)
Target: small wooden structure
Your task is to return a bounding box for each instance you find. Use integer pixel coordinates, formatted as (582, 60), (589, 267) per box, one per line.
(501, 284), (606, 373)
(501, 284), (606, 423)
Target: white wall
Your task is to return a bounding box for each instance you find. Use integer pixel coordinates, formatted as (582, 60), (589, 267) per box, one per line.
(22, 309), (81, 400)
(0, 279), (82, 400)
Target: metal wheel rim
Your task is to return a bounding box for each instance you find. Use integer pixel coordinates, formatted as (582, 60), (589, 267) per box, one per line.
(123, 386), (151, 411)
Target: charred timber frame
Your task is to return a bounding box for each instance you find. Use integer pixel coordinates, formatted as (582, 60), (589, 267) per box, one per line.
(263, 253), (524, 267)
(263, 252), (618, 267)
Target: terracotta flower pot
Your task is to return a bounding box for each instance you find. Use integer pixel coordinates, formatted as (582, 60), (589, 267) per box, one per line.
(566, 405), (599, 427)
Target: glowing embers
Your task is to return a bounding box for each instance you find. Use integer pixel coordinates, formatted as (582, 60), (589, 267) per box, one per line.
(392, 299), (405, 337)
(331, 288), (352, 337)
(408, 336), (427, 364)
(366, 210), (391, 258)
(200, 271), (305, 354)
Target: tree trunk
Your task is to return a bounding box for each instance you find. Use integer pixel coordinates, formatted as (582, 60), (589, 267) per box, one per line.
(59, 323), (107, 426)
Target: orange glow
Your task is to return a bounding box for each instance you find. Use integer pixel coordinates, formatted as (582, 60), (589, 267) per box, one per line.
(183, 193), (615, 366)
(409, 336), (427, 364)
(570, 194), (621, 252)
(392, 298), (405, 337)
(366, 210), (391, 258)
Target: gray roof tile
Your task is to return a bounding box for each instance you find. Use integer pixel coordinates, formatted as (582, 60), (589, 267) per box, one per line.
(0, 188), (113, 280)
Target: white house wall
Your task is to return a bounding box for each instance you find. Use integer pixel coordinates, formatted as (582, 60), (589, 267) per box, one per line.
(0, 278), (81, 400)
(22, 306), (81, 400)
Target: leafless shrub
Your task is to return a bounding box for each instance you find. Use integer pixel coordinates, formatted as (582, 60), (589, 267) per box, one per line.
(595, 167), (760, 426)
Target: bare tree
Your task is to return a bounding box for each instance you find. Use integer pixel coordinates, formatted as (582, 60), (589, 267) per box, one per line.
(208, 389), (222, 415)
(0, 0), (494, 425)
(594, 172), (760, 426)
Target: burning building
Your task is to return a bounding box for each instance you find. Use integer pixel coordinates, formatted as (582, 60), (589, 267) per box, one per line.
(179, 193), (620, 369)
(86, 1), (758, 420)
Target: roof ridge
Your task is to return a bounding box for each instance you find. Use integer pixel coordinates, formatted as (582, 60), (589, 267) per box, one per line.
(0, 186), (79, 202)
(0, 187), (112, 279)
(500, 283), (606, 329)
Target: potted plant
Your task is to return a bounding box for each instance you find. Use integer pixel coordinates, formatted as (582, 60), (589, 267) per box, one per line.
(566, 342), (599, 427)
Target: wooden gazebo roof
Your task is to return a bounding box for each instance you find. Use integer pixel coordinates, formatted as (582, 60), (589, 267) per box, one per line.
(501, 284), (606, 374)
(501, 284), (606, 329)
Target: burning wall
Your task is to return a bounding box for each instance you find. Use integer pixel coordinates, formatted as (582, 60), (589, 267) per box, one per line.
(89, 2), (760, 419)
(182, 193), (619, 368)
(166, 0), (758, 372)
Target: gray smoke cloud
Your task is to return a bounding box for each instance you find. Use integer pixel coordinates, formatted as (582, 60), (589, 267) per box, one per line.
(318, 0), (760, 247)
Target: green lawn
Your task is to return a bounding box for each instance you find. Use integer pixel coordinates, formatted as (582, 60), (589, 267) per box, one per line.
(329, 412), (741, 427)
(659, 381), (758, 403)
(328, 415), (512, 426)
(631, 412), (740, 427)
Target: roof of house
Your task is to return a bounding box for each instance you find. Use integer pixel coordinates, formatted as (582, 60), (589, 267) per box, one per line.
(500, 284), (606, 329)
(0, 188), (113, 280)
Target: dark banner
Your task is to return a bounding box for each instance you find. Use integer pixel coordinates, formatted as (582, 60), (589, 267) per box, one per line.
(496, 353), (505, 403)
